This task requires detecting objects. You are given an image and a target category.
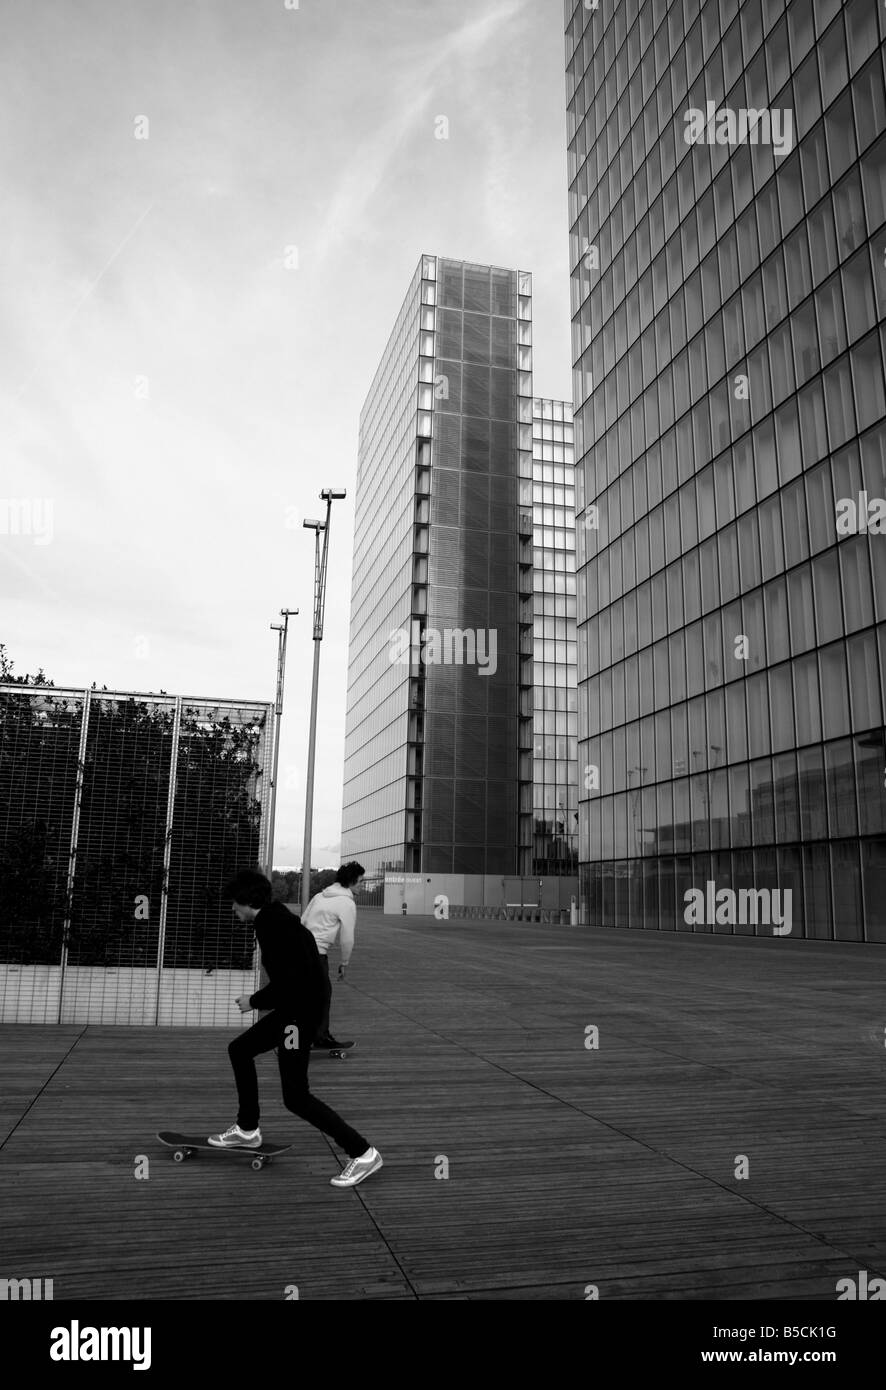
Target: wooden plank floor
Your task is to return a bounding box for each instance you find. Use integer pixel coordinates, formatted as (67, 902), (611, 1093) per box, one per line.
(2, 910), (886, 1300)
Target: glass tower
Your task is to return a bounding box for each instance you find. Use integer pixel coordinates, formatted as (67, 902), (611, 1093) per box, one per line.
(566, 0), (886, 939)
(342, 255), (535, 879)
(526, 399), (579, 875)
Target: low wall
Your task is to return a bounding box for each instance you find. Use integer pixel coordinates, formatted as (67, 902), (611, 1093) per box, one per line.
(0, 966), (259, 1026)
(383, 873), (579, 917)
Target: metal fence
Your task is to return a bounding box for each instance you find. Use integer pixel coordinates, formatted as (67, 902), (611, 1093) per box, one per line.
(0, 685), (274, 1025)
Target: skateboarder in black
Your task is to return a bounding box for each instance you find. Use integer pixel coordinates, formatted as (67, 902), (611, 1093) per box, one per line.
(209, 869), (382, 1188)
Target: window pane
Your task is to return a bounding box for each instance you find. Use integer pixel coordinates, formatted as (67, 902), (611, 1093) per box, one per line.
(781, 478), (810, 567)
(758, 495), (785, 582)
(842, 246), (877, 343)
(815, 275), (847, 366)
(831, 841), (863, 942)
(718, 524), (740, 604)
(773, 750), (800, 841)
(856, 735), (886, 833)
(764, 576), (790, 664)
(840, 535), (874, 631)
(738, 510), (762, 589)
(792, 299), (821, 385)
(823, 357), (857, 450)
(852, 332), (886, 431)
(770, 664), (796, 753)
(819, 641), (851, 739)
(804, 458), (835, 554)
(826, 738), (858, 838)
(750, 757), (775, 842)
(861, 131), (886, 230)
(798, 746), (828, 838)
(847, 629), (881, 730)
(794, 650), (822, 744)
(813, 549), (843, 643)
(862, 839), (886, 943)
(747, 671), (771, 758)
(726, 681), (748, 762)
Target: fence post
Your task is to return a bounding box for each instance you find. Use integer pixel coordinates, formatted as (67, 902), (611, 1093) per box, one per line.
(58, 689), (92, 1025)
(154, 695), (182, 1025)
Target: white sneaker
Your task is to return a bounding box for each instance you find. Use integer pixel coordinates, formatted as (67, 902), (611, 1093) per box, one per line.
(208, 1124), (262, 1148)
(330, 1147), (382, 1188)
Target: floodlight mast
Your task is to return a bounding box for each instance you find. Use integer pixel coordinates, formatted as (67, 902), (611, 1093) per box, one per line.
(300, 489), (347, 912)
(266, 608), (298, 878)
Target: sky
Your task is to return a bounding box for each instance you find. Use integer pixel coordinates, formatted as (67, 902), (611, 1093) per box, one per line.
(0, 0), (573, 868)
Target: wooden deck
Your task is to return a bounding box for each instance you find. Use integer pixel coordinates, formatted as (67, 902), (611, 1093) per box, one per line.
(2, 910), (886, 1300)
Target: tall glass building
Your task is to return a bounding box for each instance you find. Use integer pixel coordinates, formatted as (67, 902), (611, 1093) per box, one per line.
(342, 257), (578, 884)
(342, 256), (528, 878)
(526, 399), (579, 875)
(566, 0), (886, 939)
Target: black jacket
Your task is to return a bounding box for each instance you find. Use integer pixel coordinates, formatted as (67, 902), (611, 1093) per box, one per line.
(248, 902), (324, 1022)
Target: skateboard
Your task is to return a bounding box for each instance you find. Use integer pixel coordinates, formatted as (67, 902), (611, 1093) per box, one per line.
(311, 1040), (356, 1060)
(157, 1131), (291, 1171)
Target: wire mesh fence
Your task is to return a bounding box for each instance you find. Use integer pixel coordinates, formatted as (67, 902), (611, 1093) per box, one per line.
(0, 684), (274, 1024)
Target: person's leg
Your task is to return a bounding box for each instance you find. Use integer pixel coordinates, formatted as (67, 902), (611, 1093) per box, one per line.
(277, 1024), (370, 1158)
(314, 955), (332, 1042)
(227, 1013), (280, 1130)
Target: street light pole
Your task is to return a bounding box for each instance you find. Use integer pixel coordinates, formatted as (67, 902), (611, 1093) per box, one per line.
(300, 488), (346, 913)
(266, 608), (298, 879)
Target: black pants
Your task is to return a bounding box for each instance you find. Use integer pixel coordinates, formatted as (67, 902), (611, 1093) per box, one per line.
(227, 1011), (369, 1158)
(317, 956), (332, 1040)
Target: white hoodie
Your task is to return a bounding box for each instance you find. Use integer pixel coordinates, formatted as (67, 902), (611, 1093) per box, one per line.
(301, 884), (357, 963)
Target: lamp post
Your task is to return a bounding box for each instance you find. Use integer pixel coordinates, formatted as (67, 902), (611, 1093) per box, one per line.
(301, 488), (346, 912)
(266, 609), (298, 879)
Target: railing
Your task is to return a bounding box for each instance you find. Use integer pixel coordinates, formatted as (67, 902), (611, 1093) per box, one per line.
(0, 684), (274, 1025)
(445, 904), (572, 924)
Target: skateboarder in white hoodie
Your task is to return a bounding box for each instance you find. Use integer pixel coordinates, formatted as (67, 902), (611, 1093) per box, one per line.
(302, 861), (364, 1049)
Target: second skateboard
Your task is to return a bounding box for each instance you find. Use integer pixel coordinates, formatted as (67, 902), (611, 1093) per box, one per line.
(312, 1040), (356, 1060)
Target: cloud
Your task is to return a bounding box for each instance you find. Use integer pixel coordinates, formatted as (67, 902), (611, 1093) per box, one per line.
(311, 0), (531, 265)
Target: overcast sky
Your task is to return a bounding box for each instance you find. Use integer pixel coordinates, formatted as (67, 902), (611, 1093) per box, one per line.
(0, 0), (572, 867)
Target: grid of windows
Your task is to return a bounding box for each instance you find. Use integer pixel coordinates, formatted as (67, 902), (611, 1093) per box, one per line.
(566, 0), (886, 939)
(342, 256), (534, 880)
(528, 399), (579, 874)
(341, 260), (425, 877)
(421, 258), (528, 874)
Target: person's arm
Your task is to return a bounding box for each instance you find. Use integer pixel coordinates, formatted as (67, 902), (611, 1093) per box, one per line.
(248, 981), (276, 1010)
(245, 918), (280, 1010)
(338, 900), (357, 969)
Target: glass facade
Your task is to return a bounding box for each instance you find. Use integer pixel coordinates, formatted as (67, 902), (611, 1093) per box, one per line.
(422, 257), (527, 874)
(566, 0), (886, 939)
(526, 399), (579, 874)
(341, 260), (425, 881)
(344, 257), (576, 881)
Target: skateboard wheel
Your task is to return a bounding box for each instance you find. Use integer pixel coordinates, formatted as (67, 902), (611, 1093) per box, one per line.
(251, 1158), (264, 1171)
(173, 1150), (185, 1163)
